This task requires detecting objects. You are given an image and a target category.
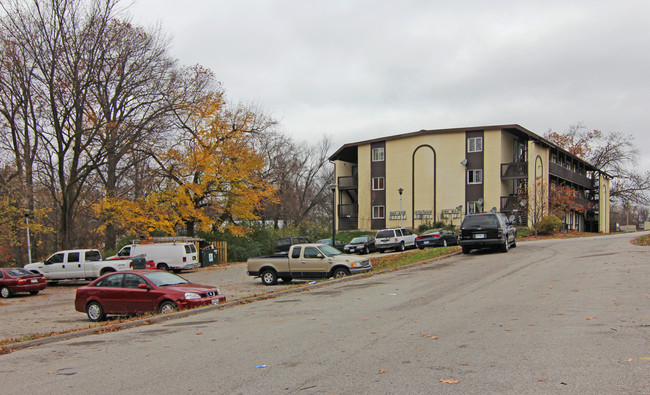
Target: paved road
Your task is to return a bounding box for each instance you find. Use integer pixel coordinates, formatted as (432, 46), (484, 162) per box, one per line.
(1, 233), (648, 394)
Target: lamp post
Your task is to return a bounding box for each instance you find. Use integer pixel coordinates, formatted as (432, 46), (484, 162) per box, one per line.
(24, 210), (32, 265)
(330, 183), (337, 246)
(398, 188), (404, 228)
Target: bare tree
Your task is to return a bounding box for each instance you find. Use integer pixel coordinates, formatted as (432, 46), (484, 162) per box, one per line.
(1, 0), (122, 249)
(88, 19), (177, 249)
(545, 124), (649, 206)
(256, 132), (333, 228)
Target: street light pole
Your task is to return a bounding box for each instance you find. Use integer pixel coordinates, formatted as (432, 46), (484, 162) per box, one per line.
(330, 184), (337, 245)
(24, 211), (32, 264)
(398, 188), (404, 228)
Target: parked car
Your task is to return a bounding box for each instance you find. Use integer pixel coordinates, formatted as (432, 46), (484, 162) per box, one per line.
(0, 268), (47, 298)
(247, 243), (372, 285)
(458, 212), (517, 254)
(74, 270), (226, 322)
(416, 229), (458, 249)
(24, 249), (135, 282)
(317, 238), (346, 250)
(343, 236), (376, 254)
(273, 236), (310, 255)
(109, 242), (200, 272)
(374, 228), (418, 252)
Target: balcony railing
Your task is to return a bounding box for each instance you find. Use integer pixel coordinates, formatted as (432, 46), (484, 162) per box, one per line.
(549, 162), (593, 189)
(501, 162), (528, 179)
(338, 204), (358, 218)
(337, 175), (358, 189)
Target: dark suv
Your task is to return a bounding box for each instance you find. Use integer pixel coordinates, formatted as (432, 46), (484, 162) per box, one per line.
(273, 237), (310, 255)
(458, 212), (517, 254)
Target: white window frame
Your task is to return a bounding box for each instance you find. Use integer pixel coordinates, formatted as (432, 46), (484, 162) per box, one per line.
(467, 169), (483, 184)
(372, 177), (385, 191)
(467, 137), (483, 153)
(372, 205), (385, 219)
(371, 148), (385, 162)
(467, 201), (481, 214)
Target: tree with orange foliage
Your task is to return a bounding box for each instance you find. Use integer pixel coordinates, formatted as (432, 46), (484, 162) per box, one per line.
(151, 86), (277, 237)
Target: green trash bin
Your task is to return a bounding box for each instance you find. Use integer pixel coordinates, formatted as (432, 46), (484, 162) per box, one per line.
(200, 249), (217, 267)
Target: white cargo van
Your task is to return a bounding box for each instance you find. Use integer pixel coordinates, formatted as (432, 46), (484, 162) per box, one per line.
(111, 242), (200, 271)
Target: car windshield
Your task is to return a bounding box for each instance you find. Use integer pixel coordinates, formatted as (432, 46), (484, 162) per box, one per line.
(319, 245), (342, 257)
(6, 268), (32, 276)
(143, 271), (189, 286)
(463, 215), (499, 227)
(349, 237), (368, 243)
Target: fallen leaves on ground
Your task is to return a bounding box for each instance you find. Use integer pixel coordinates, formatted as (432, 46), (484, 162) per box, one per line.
(378, 369), (389, 374)
(439, 378), (460, 384)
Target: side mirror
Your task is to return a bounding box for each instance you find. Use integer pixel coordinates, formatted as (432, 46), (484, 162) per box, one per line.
(508, 215), (515, 224)
(138, 283), (150, 290)
(316, 253), (324, 259)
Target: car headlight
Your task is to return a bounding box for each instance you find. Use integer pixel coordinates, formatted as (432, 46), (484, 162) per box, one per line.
(184, 292), (201, 300)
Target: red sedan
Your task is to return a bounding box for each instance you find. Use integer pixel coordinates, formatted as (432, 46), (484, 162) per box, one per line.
(74, 270), (226, 322)
(0, 268), (47, 298)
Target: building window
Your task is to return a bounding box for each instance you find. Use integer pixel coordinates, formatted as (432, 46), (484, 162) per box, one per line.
(372, 177), (384, 191)
(467, 201), (482, 214)
(467, 169), (483, 184)
(467, 137), (483, 152)
(372, 205), (385, 219)
(372, 148), (385, 162)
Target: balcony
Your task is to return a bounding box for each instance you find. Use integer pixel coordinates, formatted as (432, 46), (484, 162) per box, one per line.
(501, 162), (528, 180)
(338, 204), (358, 218)
(337, 175), (358, 189)
(549, 162), (593, 189)
(337, 204), (358, 231)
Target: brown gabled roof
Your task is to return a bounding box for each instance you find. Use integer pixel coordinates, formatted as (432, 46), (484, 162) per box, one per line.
(328, 123), (602, 172)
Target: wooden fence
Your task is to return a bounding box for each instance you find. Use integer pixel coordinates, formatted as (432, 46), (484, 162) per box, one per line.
(213, 241), (227, 264)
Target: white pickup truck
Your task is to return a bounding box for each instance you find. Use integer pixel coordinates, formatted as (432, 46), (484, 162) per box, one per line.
(24, 249), (133, 282)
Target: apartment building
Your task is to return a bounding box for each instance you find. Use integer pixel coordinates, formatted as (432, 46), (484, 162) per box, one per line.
(329, 124), (610, 233)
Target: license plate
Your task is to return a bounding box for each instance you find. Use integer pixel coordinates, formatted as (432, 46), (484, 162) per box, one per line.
(211, 299), (220, 305)
(474, 233), (486, 239)
(31, 279), (37, 283)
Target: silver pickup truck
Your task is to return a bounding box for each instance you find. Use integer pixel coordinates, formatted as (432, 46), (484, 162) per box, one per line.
(247, 243), (372, 285)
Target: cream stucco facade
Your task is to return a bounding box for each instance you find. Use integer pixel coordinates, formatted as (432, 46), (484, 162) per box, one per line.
(330, 125), (610, 234)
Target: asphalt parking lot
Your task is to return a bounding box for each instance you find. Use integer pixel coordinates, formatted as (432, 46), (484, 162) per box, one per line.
(0, 261), (301, 341)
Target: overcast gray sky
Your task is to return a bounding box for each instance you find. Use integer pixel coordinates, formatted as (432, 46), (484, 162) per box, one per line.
(129, 0), (650, 172)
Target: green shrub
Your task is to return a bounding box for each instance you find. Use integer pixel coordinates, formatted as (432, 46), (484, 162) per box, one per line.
(535, 215), (562, 235)
(516, 227), (535, 238)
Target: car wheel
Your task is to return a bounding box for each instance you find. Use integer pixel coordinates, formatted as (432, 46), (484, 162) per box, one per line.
(99, 268), (115, 276)
(418, 246), (424, 250)
(0, 286), (12, 298)
(378, 249), (386, 253)
(280, 276), (293, 283)
(462, 246), (471, 254)
(261, 270), (278, 286)
(332, 268), (349, 279)
(398, 242), (405, 252)
(158, 300), (177, 314)
(86, 301), (106, 322)
(500, 240), (509, 253)
(157, 263), (169, 271)
(443, 239), (448, 247)
(29, 290), (39, 295)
